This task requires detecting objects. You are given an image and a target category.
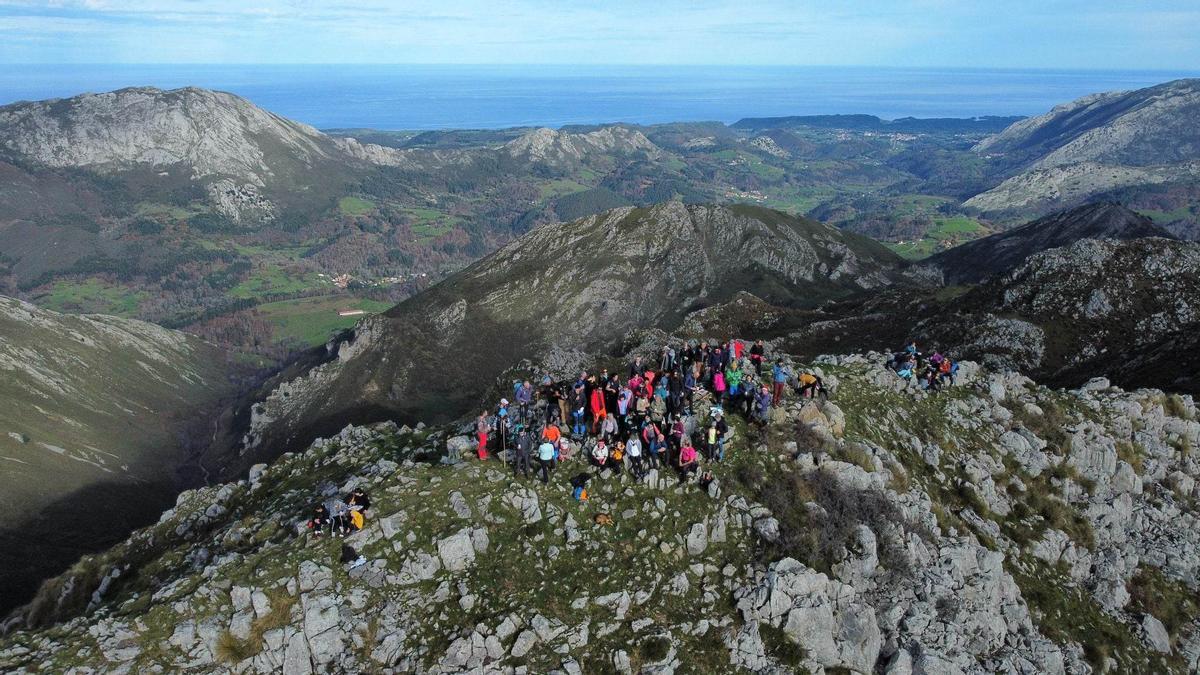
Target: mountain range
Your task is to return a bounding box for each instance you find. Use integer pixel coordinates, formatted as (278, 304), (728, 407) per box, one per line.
(3, 79), (1196, 363)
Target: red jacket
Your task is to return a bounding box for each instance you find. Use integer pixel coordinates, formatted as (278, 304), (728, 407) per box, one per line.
(589, 389), (606, 416)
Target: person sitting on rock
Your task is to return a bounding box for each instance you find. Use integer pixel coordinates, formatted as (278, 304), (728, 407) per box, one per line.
(346, 488), (371, 514)
(330, 500), (351, 537)
(676, 439), (699, 484)
(939, 358), (958, 386)
(591, 439), (611, 470)
(309, 503), (330, 538)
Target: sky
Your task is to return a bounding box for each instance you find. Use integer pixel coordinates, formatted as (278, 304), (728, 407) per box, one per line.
(0, 1), (1198, 70)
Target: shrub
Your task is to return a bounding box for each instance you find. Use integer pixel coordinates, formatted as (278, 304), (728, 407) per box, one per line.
(759, 468), (917, 579)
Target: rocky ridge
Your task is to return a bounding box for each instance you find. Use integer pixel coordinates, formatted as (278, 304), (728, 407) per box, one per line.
(2, 348), (1198, 674)
(236, 202), (918, 455)
(924, 201), (1174, 285)
(966, 79), (1200, 215)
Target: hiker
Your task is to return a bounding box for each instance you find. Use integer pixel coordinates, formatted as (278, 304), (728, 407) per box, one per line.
(676, 439), (699, 484)
(626, 433), (645, 479)
(725, 361), (743, 401)
(589, 385), (607, 435)
(495, 400), (510, 458)
(628, 355), (644, 379)
(797, 372), (825, 399)
(539, 376), (559, 425)
(667, 370), (684, 419)
(712, 368), (727, 405)
(346, 488), (371, 514)
(738, 371), (757, 418)
(536, 438), (556, 484)
(602, 413), (619, 443)
(922, 363), (941, 392)
(754, 384), (773, 427)
(542, 422), (561, 444)
(660, 345), (676, 372)
(556, 436), (573, 462)
(669, 417), (686, 452)
(749, 339), (766, 376)
(617, 384), (633, 432)
(515, 381), (533, 423)
(939, 358), (958, 386)
(642, 421), (663, 468)
(634, 392), (650, 427)
(514, 426), (532, 478)
(772, 360), (789, 404)
(476, 411), (490, 460)
(554, 381), (570, 426)
(683, 368), (697, 414)
(712, 414), (729, 462)
(570, 381), (587, 438)
(331, 500), (351, 537)
(591, 439), (612, 470)
(309, 503), (330, 538)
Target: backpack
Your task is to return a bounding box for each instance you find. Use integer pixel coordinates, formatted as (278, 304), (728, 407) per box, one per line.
(939, 359), (952, 374)
(572, 487), (589, 501)
(350, 510), (365, 530)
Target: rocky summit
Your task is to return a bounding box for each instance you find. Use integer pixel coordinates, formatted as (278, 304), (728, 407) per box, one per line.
(239, 202), (917, 455)
(2, 344), (1198, 674)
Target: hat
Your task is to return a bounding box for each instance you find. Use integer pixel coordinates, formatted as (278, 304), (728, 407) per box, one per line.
(500, 398), (509, 405)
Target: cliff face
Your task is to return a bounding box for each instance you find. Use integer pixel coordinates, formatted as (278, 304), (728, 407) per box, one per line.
(3, 348), (1197, 674)
(238, 202), (918, 455)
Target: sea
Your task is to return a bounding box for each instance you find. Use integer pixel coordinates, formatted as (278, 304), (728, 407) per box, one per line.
(0, 65), (1195, 131)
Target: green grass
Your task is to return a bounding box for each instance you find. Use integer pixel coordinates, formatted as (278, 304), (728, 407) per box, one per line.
(400, 207), (462, 242)
(35, 278), (148, 317)
(228, 266), (324, 300)
(134, 201), (196, 221)
(254, 295), (393, 346)
(338, 196), (376, 217)
(1139, 205), (1195, 224)
(887, 214), (992, 260)
(537, 179), (589, 199)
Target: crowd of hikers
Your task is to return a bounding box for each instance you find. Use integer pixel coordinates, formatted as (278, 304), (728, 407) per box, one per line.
(307, 338), (955, 535)
(470, 339), (831, 495)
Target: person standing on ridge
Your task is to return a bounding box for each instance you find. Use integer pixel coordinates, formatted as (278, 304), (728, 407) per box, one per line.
(476, 410), (490, 460)
(513, 425), (532, 478)
(749, 339), (766, 376)
(772, 360), (789, 405)
(515, 381), (533, 423)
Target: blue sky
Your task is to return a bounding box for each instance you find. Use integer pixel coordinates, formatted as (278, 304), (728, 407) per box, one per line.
(1, 0), (1198, 69)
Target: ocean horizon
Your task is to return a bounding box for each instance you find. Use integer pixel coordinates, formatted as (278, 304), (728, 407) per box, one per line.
(0, 64), (1195, 131)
